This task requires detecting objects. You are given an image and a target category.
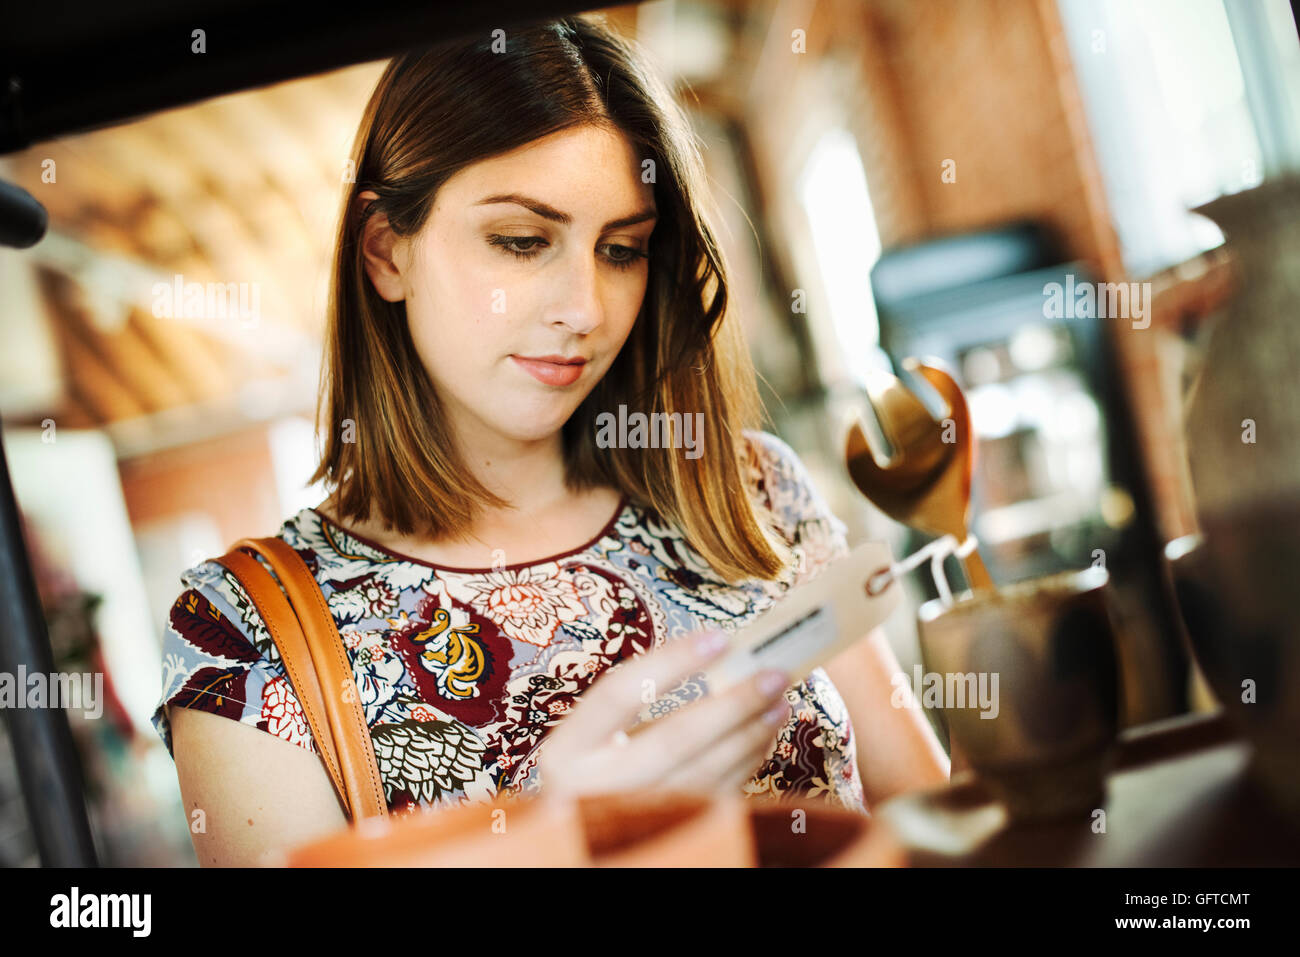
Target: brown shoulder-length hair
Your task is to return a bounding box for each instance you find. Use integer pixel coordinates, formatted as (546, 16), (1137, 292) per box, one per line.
(310, 14), (795, 584)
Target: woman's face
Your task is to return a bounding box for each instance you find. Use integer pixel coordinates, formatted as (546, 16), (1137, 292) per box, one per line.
(364, 123), (657, 451)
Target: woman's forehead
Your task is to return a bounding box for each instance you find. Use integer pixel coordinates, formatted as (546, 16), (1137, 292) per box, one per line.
(441, 125), (655, 216)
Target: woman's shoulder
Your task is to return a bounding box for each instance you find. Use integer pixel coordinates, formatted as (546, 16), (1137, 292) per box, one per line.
(152, 505), (388, 754)
(738, 429), (850, 583)
(740, 430), (844, 530)
(153, 528), (310, 763)
(162, 507), (343, 673)
(170, 507), (321, 608)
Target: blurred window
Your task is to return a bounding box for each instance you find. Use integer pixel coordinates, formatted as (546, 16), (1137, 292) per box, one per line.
(795, 127), (889, 388)
(1058, 0), (1300, 274)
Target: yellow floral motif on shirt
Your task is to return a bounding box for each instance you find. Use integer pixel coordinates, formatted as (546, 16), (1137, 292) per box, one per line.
(408, 608), (487, 699)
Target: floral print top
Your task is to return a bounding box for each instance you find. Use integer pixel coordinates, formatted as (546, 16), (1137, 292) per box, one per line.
(151, 430), (866, 816)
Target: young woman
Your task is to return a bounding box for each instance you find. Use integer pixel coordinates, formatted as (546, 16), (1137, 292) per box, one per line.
(153, 14), (948, 866)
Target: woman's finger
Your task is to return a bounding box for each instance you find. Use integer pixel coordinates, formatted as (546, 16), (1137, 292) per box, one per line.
(549, 629), (731, 753)
(713, 725), (787, 795)
(658, 696), (791, 793)
(620, 667), (792, 779)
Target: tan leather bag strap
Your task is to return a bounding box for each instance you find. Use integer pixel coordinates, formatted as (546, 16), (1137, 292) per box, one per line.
(212, 538), (388, 822)
(210, 548), (346, 805)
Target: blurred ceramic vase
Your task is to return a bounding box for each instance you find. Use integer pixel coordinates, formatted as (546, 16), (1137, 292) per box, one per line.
(916, 567), (1121, 822)
(1170, 175), (1300, 818)
(1183, 175), (1300, 512)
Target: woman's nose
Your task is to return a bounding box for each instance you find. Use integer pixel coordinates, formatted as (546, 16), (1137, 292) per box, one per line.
(543, 255), (603, 335)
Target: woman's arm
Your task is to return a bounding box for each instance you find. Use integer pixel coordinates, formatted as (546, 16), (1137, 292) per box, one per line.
(168, 705), (348, 866)
(822, 626), (951, 807)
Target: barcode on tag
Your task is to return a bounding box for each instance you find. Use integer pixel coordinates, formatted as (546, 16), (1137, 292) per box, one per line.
(745, 603), (837, 676)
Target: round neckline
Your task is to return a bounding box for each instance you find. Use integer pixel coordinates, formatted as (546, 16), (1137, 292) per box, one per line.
(306, 493), (630, 574)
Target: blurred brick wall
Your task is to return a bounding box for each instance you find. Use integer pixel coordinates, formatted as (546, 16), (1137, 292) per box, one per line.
(117, 423), (283, 548)
(835, 0), (1121, 273)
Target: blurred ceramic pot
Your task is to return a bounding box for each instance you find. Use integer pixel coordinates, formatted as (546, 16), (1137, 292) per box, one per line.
(916, 567), (1122, 821)
(1183, 176), (1300, 516)
(1171, 175), (1300, 818)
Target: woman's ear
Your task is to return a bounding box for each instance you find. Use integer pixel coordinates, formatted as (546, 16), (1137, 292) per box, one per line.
(355, 189), (409, 303)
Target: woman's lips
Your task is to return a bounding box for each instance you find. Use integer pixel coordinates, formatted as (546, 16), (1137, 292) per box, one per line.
(510, 355), (586, 387)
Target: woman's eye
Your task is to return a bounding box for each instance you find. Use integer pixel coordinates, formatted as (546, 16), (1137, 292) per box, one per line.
(601, 244), (648, 270)
(488, 234), (647, 270)
(488, 234), (547, 259)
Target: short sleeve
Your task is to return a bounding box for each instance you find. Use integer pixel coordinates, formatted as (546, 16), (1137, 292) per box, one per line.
(151, 558), (317, 761)
(743, 430), (851, 586)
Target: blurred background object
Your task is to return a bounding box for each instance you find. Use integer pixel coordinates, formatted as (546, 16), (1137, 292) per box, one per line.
(1165, 173), (1300, 821)
(1, 0), (1297, 864)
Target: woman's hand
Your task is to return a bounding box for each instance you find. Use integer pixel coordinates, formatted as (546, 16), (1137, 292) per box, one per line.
(535, 630), (793, 801)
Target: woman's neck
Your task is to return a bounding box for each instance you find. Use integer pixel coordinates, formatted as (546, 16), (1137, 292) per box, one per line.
(316, 485), (622, 569)
(455, 429), (569, 513)
(315, 429), (622, 567)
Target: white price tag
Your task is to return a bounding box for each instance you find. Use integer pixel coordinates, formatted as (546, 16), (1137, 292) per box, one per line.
(635, 539), (901, 726)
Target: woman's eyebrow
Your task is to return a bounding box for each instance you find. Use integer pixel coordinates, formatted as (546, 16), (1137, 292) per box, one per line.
(475, 193), (657, 231)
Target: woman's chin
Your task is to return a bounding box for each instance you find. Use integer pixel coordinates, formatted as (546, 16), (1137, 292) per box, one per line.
(505, 393), (589, 434)
(486, 406), (579, 445)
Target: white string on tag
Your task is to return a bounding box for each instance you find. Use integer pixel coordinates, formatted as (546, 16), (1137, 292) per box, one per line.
(865, 533), (981, 606)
